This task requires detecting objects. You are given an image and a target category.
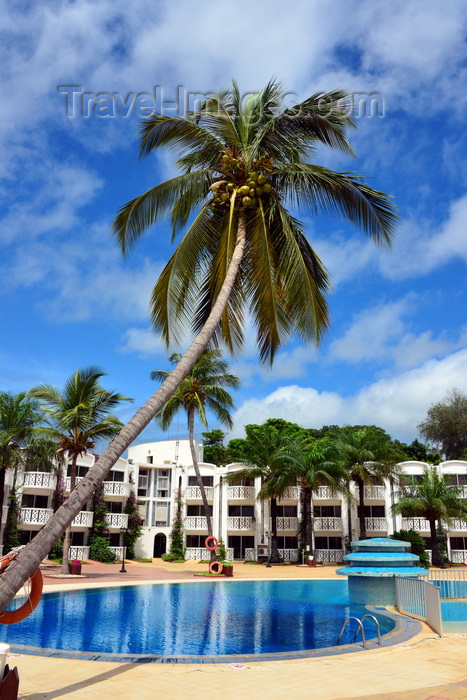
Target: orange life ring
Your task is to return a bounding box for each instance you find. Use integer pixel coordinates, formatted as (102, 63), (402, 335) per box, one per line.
(0, 568), (43, 625)
(209, 561), (224, 575)
(205, 536), (218, 552)
(0, 552), (18, 573)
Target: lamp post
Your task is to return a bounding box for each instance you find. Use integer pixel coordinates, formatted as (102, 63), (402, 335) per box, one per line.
(120, 527), (127, 573)
(265, 531), (271, 568)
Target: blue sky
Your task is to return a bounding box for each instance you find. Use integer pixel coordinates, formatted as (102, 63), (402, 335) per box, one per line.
(1, 1), (467, 448)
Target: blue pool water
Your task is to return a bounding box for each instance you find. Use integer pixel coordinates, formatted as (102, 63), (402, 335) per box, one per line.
(0, 580), (395, 657)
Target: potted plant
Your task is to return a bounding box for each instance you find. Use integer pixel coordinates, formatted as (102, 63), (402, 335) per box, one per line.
(222, 560), (234, 577)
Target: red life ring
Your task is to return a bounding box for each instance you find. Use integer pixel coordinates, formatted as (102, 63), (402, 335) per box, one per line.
(205, 536), (218, 551)
(209, 561), (224, 575)
(0, 568), (43, 625)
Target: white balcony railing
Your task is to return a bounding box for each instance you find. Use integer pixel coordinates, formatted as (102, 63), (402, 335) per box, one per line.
(312, 486), (334, 499)
(23, 472), (54, 489)
(20, 507), (53, 525)
(227, 486), (255, 499)
(279, 487), (299, 501)
(227, 516), (254, 530)
(402, 517), (430, 531)
(365, 517), (387, 531)
(278, 549), (299, 562)
(105, 513), (129, 529)
(65, 476), (83, 491)
(184, 516), (208, 530)
(314, 517), (343, 531)
(185, 547), (235, 560)
(69, 546), (90, 560)
(363, 485), (385, 499)
(451, 550), (467, 564)
(450, 519), (467, 531)
(185, 486), (214, 500)
(270, 517), (298, 531)
(65, 478), (131, 498)
(71, 511), (93, 527)
(315, 549), (344, 563)
(244, 548), (256, 561)
(109, 547), (126, 560)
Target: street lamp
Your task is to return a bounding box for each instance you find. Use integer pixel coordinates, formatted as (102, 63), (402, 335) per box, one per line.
(120, 527), (128, 573)
(265, 531), (272, 568)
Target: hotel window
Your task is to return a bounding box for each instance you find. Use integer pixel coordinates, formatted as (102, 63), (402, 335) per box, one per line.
(187, 505), (213, 516)
(277, 505), (297, 517)
(314, 505), (341, 517)
(188, 476), (213, 486)
(314, 536), (343, 550)
(228, 505), (254, 518)
(153, 501), (170, 527)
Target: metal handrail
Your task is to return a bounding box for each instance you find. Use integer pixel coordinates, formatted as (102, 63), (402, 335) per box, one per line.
(353, 614), (381, 646)
(336, 617), (368, 649)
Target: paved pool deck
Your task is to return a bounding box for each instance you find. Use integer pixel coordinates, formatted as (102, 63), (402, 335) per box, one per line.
(7, 559), (467, 699)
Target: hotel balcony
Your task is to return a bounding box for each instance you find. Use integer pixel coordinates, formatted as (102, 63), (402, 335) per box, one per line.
(315, 549), (345, 563)
(20, 507), (94, 528)
(105, 513), (129, 530)
(22, 472), (56, 490)
(66, 477), (131, 500)
(363, 485), (386, 499)
(227, 516), (254, 531)
(402, 517), (430, 531)
(269, 517), (298, 531)
(184, 516), (208, 531)
(312, 486), (337, 499)
(365, 517), (387, 532)
(278, 487), (299, 501)
(227, 486), (256, 500)
(314, 517), (343, 531)
(185, 486), (214, 501)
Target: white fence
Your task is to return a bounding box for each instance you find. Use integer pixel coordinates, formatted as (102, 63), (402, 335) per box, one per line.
(426, 569), (467, 599)
(315, 549), (344, 563)
(395, 576), (442, 636)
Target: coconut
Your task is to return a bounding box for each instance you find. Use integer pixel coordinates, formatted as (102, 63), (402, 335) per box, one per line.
(249, 188), (256, 197)
(257, 174), (267, 185)
(239, 185), (250, 195)
(255, 186), (263, 196)
(249, 172), (258, 181)
(242, 196), (251, 207)
(227, 183), (234, 190)
(262, 183), (272, 193)
(221, 193), (229, 202)
(222, 154), (230, 162)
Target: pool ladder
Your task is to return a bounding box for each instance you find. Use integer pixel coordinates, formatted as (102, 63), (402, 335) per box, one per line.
(336, 614), (382, 650)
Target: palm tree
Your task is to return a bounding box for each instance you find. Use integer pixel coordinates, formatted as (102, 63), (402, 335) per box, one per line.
(392, 466), (467, 567)
(223, 425), (297, 563)
(29, 367), (132, 573)
(151, 349), (239, 561)
(338, 427), (404, 540)
(0, 80), (397, 608)
(281, 438), (344, 559)
(0, 392), (42, 529)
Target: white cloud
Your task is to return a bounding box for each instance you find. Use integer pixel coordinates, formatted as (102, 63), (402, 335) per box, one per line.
(118, 327), (167, 357)
(231, 347), (467, 442)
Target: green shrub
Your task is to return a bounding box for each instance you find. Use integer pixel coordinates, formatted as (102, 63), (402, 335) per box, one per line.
(88, 535), (116, 563)
(216, 538), (227, 560)
(391, 529), (430, 568)
(49, 538), (63, 561)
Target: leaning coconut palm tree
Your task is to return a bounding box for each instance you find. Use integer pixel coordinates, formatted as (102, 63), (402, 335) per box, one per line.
(392, 466), (467, 567)
(151, 349), (239, 561)
(29, 367), (132, 573)
(0, 80), (397, 609)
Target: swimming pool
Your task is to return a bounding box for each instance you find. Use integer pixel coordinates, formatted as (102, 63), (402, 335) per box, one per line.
(0, 579), (406, 661)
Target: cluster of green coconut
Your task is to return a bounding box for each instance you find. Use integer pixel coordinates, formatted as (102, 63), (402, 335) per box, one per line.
(210, 153), (274, 210)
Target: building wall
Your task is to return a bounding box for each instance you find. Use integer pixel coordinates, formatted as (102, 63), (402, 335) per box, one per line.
(3, 441), (467, 564)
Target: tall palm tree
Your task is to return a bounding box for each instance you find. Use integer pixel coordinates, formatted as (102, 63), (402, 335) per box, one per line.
(223, 425), (297, 563)
(29, 367), (132, 573)
(392, 466), (467, 567)
(281, 438), (344, 559)
(0, 392), (42, 529)
(338, 427), (404, 540)
(151, 349), (239, 560)
(0, 80), (397, 608)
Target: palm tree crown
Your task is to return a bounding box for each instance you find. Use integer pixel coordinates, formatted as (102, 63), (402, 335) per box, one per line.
(114, 80), (397, 365)
(393, 466), (467, 567)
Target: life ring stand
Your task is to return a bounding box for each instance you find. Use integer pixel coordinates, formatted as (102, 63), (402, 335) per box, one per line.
(209, 561), (224, 575)
(0, 549), (43, 625)
(205, 536), (218, 552)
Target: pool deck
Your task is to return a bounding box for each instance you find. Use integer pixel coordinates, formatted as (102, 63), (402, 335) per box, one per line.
(8, 559), (467, 699)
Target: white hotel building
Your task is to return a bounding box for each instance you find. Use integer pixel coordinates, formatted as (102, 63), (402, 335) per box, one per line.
(3, 439), (467, 564)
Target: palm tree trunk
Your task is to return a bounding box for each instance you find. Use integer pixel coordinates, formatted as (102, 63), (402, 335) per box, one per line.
(0, 215), (247, 610)
(269, 497), (279, 564)
(430, 518), (442, 567)
(187, 407), (216, 563)
(0, 467), (6, 531)
(357, 478), (366, 540)
(305, 487), (313, 554)
(61, 455), (77, 574)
